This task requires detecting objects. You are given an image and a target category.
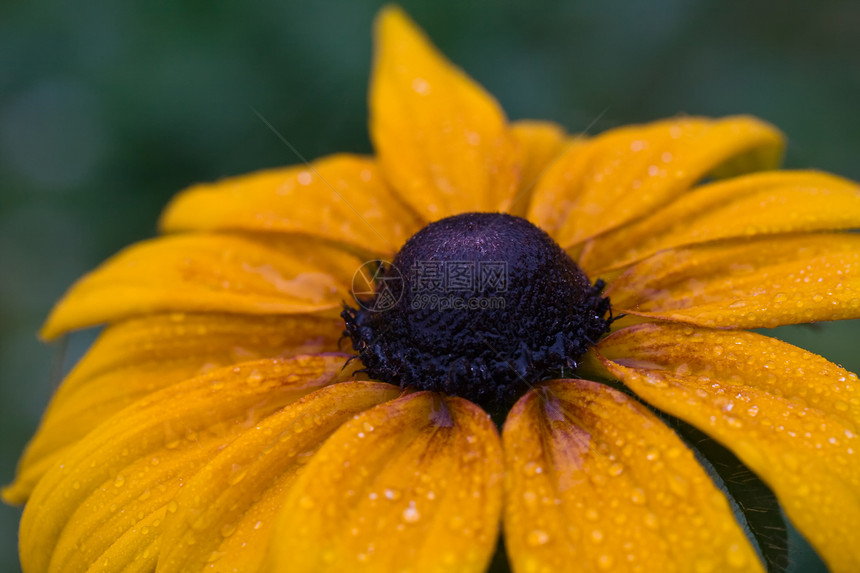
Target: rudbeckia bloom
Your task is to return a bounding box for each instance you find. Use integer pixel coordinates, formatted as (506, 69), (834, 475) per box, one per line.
(6, 6), (860, 573)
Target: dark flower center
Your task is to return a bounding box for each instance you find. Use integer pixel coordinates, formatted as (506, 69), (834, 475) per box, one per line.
(342, 212), (611, 412)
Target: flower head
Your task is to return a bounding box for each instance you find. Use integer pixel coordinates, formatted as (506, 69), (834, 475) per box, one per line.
(6, 6), (860, 573)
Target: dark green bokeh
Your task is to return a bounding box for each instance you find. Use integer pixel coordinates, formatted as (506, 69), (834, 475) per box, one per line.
(1, 1), (858, 571)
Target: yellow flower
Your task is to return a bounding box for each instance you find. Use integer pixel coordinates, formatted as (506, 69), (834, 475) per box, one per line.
(6, 6), (860, 573)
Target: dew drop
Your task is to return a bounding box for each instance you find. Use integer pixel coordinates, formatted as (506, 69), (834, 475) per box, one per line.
(523, 461), (543, 476)
(608, 463), (624, 477)
(591, 529), (604, 543)
(167, 501), (179, 513)
(220, 523), (237, 538)
(526, 529), (550, 547)
(246, 370), (263, 387)
(402, 504), (421, 524)
(597, 554), (614, 569)
(113, 475), (125, 488)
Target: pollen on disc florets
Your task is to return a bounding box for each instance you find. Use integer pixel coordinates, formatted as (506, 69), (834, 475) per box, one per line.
(342, 212), (611, 412)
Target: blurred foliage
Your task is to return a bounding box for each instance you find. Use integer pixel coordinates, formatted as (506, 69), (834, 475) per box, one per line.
(1, 0), (858, 571)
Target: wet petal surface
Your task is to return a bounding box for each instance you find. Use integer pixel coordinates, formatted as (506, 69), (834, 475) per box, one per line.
(606, 233), (860, 328)
(19, 355), (350, 573)
(160, 154), (423, 256)
(4, 313), (344, 504)
(369, 7), (519, 219)
(269, 391), (504, 573)
(527, 116), (784, 248)
(158, 381), (400, 573)
(597, 323), (860, 573)
(40, 234), (359, 339)
(580, 171), (860, 275)
(503, 379), (761, 573)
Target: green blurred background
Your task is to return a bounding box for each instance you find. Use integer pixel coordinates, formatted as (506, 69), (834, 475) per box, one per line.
(1, 1), (858, 571)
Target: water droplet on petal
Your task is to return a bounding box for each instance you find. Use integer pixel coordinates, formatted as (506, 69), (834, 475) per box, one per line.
(402, 504), (421, 524)
(246, 369), (263, 386)
(523, 461), (543, 476)
(526, 529), (550, 546)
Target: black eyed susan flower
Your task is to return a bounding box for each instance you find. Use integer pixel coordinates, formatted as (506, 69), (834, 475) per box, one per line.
(6, 6), (860, 573)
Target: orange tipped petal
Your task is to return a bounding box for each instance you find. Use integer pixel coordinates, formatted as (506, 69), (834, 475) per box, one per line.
(596, 323), (860, 572)
(18, 355), (350, 573)
(527, 115), (784, 248)
(159, 154), (423, 256)
(369, 6), (520, 219)
(580, 170), (860, 275)
(40, 234), (360, 340)
(4, 313), (344, 505)
(606, 233), (860, 328)
(158, 381), (400, 573)
(268, 391), (504, 573)
(503, 379), (762, 573)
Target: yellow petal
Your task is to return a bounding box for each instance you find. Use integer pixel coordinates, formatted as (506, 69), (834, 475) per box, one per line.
(528, 115), (784, 248)
(268, 392), (504, 573)
(596, 323), (860, 573)
(18, 355), (350, 573)
(580, 170), (860, 275)
(40, 234), (360, 340)
(4, 313), (343, 505)
(158, 381), (400, 573)
(159, 154), (424, 257)
(503, 379), (761, 573)
(369, 6), (519, 219)
(507, 120), (567, 216)
(606, 233), (860, 328)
